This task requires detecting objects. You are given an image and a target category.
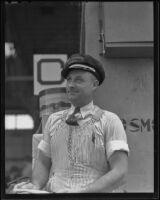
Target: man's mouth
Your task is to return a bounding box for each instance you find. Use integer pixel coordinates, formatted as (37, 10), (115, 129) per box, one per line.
(67, 91), (78, 95)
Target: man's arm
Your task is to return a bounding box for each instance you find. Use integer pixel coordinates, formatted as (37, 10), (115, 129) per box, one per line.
(81, 150), (128, 193)
(31, 150), (51, 190)
(14, 150), (51, 192)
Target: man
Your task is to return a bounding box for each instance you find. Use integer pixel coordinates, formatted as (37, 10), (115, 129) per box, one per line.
(14, 54), (129, 193)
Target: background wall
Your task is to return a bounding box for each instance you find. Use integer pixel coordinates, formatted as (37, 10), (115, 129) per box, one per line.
(85, 2), (154, 192)
(5, 2), (81, 188)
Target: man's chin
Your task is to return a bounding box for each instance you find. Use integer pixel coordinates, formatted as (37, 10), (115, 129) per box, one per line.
(68, 96), (79, 104)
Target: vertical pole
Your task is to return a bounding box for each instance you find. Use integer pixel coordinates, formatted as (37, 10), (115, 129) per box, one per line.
(79, 2), (86, 54)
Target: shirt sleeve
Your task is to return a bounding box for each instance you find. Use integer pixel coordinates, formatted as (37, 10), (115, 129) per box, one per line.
(104, 114), (129, 160)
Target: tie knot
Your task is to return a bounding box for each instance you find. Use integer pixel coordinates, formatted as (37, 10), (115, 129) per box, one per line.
(65, 107), (80, 126)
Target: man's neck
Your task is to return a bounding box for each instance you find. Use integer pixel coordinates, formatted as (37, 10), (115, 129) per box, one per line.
(71, 100), (93, 109)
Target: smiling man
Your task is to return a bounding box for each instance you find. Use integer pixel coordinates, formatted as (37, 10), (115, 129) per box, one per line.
(14, 54), (129, 193)
(66, 70), (98, 107)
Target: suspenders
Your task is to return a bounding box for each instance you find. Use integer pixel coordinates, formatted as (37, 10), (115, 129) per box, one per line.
(92, 106), (104, 121)
(62, 106), (105, 165)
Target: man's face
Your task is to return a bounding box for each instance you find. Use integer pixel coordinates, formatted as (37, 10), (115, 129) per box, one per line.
(66, 70), (98, 106)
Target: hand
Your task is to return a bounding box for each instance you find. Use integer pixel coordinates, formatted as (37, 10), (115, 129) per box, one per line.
(13, 181), (38, 194)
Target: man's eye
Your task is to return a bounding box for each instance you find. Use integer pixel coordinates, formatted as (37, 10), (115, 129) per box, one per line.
(76, 77), (84, 82)
(67, 77), (71, 82)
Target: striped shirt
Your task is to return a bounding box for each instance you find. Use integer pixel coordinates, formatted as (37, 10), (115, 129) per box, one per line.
(38, 101), (129, 193)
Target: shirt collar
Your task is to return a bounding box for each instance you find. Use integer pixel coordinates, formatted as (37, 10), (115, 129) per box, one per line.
(70, 101), (94, 118)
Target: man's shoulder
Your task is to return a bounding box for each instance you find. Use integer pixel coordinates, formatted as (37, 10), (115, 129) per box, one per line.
(45, 108), (70, 128)
(49, 108), (70, 119)
(95, 105), (120, 120)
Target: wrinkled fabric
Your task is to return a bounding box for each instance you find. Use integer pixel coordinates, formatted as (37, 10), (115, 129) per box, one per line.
(38, 101), (129, 192)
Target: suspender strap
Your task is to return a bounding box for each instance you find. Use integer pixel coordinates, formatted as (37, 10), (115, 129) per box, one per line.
(62, 110), (69, 121)
(92, 106), (104, 121)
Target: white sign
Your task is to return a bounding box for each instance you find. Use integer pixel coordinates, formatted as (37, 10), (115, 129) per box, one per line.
(5, 42), (16, 58)
(33, 54), (67, 95)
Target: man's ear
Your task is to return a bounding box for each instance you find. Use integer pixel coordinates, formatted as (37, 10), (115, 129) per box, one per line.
(92, 79), (99, 90)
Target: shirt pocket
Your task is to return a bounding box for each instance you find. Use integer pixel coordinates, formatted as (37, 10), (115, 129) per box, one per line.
(75, 126), (106, 166)
(90, 127), (106, 165)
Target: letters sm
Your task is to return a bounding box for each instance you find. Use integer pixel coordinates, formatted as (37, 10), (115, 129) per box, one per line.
(121, 117), (154, 134)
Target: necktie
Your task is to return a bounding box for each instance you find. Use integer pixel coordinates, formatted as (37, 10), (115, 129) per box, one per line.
(66, 107), (80, 126)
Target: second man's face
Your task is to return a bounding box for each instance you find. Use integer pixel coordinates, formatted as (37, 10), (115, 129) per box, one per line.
(66, 70), (97, 106)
